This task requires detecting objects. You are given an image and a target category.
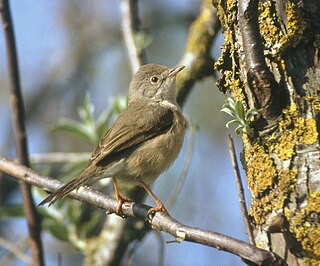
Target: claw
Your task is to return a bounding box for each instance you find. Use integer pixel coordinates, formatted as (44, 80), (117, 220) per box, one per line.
(115, 194), (131, 216)
(139, 180), (168, 216)
(147, 203), (167, 215)
(113, 178), (131, 217)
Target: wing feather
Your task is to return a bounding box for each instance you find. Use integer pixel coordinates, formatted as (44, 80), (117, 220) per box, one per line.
(87, 101), (174, 168)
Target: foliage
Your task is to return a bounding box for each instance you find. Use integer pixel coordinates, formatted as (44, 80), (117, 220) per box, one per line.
(221, 98), (257, 136)
(1, 94), (127, 245)
(51, 93), (127, 145)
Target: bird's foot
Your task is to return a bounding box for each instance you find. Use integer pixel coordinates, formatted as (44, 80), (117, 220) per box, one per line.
(115, 195), (131, 217)
(147, 202), (167, 215)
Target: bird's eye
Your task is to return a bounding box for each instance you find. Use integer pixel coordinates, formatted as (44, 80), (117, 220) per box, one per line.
(150, 76), (159, 84)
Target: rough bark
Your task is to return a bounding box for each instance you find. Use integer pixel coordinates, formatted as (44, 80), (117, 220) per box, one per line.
(213, 0), (320, 265)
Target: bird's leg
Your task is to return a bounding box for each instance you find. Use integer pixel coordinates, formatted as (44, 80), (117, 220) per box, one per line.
(112, 178), (130, 216)
(139, 180), (167, 214)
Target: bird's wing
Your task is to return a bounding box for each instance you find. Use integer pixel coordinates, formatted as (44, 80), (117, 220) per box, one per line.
(87, 101), (175, 168)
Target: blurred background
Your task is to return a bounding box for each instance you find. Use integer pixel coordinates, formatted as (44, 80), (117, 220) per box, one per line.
(0, 0), (250, 265)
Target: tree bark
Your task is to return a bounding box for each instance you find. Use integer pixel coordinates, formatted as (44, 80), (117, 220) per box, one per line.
(213, 0), (320, 265)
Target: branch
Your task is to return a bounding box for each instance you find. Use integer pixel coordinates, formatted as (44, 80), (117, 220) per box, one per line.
(0, 1), (44, 265)
(0, 157), (286, 266)
(228, 135), (255, 246)
(120, 0), (146, 74)
(0, 236), (32, 265)
(238, 0), (285, 125)
(29, 152), (90, 164)
(177, 0), (220, 106)
(167, 116), (195, 208)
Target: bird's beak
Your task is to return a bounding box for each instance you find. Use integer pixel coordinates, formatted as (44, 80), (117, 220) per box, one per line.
(168, 65), (185, 77)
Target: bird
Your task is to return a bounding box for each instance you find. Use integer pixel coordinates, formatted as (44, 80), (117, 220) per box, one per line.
(39, 64), (186, 215)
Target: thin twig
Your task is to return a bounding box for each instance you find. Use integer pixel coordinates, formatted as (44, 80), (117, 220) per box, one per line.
(0, 157), (285, 266)
(227, 135), (255, 246)
(120, 0), (146, 74)
(29, 152), (90, 164)
(155, 232), (165, 266)
(167, 116), (195, 209)
(0, 236), (32, 265)
(0, 1), (44, 265)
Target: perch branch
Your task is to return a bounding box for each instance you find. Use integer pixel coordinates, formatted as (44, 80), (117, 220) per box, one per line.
(0, 157), (285, 266)
(0, 1), (44, 265)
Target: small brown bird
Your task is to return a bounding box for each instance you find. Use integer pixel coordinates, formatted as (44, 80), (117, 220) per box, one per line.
(40, 64), (186, 214)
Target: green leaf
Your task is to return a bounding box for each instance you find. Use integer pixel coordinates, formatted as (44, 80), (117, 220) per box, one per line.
(78, 93), (95, 124)
(235, 125), (243, 135)
(226, 119), (240, 128)
(112, 96), (127, 114)
(134, 31), (153, 52)
(225, 97), (235, 108)
(42, 217), (69, 241)
(0, 204), (24, 219)
(96, 108), (113, 140)
(235, 100), (245, 120)
(221, 107), (236, 118)
(51, 118), (97, 145)
(60, 160), (87, 180)
(246, 108), (258, 120)
(79, 210), (102, 239)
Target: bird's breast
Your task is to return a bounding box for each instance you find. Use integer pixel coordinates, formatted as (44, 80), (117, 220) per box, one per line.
(120, 110), (186, 184)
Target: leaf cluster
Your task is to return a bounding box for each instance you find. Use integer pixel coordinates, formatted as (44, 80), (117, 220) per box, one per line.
(221, 98), (257, 136)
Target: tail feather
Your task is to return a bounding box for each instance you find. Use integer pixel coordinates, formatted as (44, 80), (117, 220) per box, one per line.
(39, 175), (88, 206)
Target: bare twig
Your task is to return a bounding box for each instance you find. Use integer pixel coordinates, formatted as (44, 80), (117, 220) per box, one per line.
(155, 232), (165, 266)
(120, 0), (146, 74)
(29, 152), (90, 164)
(227, 135), (255, 246)
(177, 0), (220, 106)
(0, 157), (285, 266)
(0, 236), (32, 265)
(167, 116), (195, 209)
(0, 1), (44, 265)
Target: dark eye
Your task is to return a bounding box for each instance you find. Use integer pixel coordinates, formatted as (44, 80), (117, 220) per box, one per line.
(150, 76), (159, 84)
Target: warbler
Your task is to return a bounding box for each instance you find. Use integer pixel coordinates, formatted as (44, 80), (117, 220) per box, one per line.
(40, 64), (186, 214)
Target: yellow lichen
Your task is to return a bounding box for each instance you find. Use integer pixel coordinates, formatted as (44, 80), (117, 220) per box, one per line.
(213, 0), (241, 95)
(258, 1), (283, 54)
(279, 1), (310, 50)
(245, 103), (317, 225)
(306, 95), (320, 112)
(269, 104), (318, 160)
(244, 138), (277, 197)
(286, 192), (320, 264)
(249, 169), (297, 225)
(258, 0), (310, 56)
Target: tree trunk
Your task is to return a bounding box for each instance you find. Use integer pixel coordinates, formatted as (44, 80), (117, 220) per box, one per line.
(213, 0), (320, 265)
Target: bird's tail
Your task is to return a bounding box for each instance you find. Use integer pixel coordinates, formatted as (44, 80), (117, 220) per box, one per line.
(39, 174), (89, 207)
